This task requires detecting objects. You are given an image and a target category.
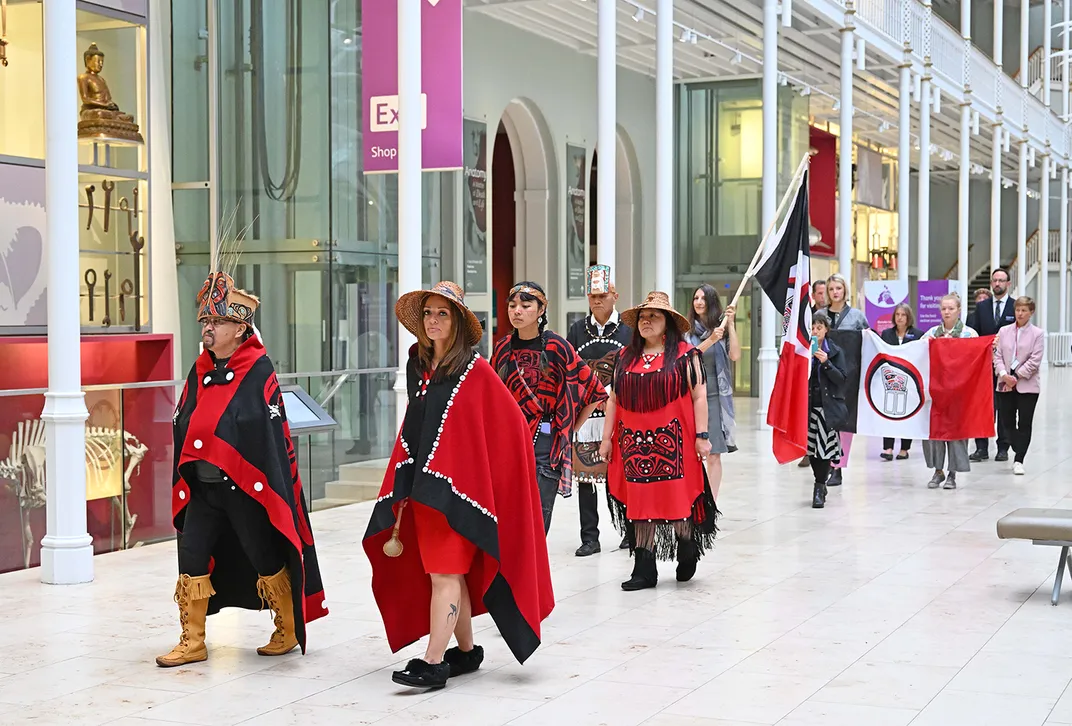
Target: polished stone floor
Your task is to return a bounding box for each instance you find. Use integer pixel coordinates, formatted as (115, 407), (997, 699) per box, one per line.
(4, 370), (1072, 725)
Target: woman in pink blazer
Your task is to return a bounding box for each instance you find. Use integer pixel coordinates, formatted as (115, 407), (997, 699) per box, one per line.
(993, 296), (1045, 475)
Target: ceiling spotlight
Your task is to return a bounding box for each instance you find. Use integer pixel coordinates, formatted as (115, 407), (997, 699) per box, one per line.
(799, 85), (811, 96)
(832, 99), (840, 112)
(632, 7), (644, 21)
(732, 50), (742, 64)
(779, 73), (788, 86)
(680, 28), (691, 42)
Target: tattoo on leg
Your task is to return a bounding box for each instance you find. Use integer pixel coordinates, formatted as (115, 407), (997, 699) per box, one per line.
(447, 603), (458, 621)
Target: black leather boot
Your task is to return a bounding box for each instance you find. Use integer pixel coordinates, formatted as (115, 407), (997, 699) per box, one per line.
(676, 538), (698, 582)
(827, 468), (843, 487)
(621, 548), (658, 591)
(812, 481), (827, 509)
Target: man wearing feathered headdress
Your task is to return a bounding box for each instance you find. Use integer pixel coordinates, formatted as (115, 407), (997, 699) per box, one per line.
(157, 270), (327, 667)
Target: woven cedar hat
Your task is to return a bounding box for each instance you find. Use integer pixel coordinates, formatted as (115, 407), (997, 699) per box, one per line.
(621, 291), (690, 334)
(395, 281), (483, 347)
(197, 271), (259, 325)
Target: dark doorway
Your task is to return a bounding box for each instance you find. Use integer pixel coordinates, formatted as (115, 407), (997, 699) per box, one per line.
(491, 123), (516, 339)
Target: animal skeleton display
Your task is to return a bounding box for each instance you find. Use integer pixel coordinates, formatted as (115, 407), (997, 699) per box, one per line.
(0, 419), (147, 569)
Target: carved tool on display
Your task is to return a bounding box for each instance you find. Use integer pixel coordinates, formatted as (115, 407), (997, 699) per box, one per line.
(130, 234), (144, 331)
(132, 185), (139, 219)
(101, 180), (115, 232)
(119, 278), (133, 323)
(84, 185), (96, 230)
(84, 268), (97, 321)
(0, 0), (8, 68)
(101, 270), (112, 327)
(120, 197), (132, 239)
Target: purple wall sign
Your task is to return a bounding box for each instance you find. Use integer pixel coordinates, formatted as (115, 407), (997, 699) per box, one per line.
(361, 0), (463, 174)
(863, 280), (909, 333)
(916, 280), (952, 331)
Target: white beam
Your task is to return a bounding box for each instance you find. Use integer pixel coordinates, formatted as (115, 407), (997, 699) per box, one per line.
(918, 74), (932, 281)
(597, 0), (617, 278)
(758, 0), (778, 418)
(655, 0), (673, 293)
(40, 0), (94, 584)
(1018, 142), (1029, 294)
(958, 100), (971, 317)
(1061, 166), (1069, 332)
(1040, 155), (1050, 333)
(898, 64), (911, 283)
(838, 17), (854, 288)
(1045, 0), (1053, 108)
(395, 0), (422, 432)
(992, 124), (1003, 273)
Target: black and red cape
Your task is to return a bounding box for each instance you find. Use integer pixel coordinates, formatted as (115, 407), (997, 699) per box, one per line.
(171, 336), (327, 652)
(363, 352), (554, 664)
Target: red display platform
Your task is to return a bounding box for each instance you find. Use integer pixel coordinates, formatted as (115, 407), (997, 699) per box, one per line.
(0, 333), (175, 574)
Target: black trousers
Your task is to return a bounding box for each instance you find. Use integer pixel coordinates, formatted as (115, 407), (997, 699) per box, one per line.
(577, 481), (600, 544)
(975, 381), (1010, 455)
(810, 457), (832, 486)
(534, 430), (560, 535)
(997, 391), (1040, 464)
(178, 479), (286, 578)
(882, 438), (913, 451)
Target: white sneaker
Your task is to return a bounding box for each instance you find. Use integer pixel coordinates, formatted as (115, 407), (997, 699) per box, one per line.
(1013, 462), (1025, 476)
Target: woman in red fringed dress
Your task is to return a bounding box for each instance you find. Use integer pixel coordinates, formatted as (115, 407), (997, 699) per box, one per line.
(599, 292), (719, 591)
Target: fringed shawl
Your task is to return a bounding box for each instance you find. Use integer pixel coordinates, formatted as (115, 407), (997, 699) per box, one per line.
(491, 331), (608, 497)
(613, 342), (706, 414)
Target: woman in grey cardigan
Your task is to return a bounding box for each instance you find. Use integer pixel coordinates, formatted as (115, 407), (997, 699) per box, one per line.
(819, 273), (869, 487)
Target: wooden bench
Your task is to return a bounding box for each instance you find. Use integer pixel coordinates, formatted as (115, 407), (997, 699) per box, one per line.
(997, 508), (1072, 606)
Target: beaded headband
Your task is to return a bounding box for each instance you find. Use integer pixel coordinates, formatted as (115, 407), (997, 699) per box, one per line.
(508, 284), (548, 307)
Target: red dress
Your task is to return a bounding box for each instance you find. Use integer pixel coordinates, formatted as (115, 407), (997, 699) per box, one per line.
(607, 342), (718, 559)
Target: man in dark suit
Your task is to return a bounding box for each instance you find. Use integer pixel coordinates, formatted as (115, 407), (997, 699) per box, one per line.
(969, 268), (1016, 462)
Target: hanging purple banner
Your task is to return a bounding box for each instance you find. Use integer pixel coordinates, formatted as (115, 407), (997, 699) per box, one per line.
(361, 0), (463, 174)
(863, 280), (909, 334)
(916, 279), (953, 331)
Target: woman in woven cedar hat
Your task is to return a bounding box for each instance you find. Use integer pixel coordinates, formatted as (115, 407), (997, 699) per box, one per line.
(363, 281), (554, 691)
(598, 291), (719, 591)
(490, 281), (607, 534)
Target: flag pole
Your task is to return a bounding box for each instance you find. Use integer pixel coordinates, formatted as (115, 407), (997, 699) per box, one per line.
(702, 154), (810, 347)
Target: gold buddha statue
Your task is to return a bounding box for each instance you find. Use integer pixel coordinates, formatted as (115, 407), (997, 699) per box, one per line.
(77, 43), (143, 143)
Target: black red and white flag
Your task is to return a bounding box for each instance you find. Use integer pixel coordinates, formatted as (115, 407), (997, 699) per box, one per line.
(754, 170), (811, 464)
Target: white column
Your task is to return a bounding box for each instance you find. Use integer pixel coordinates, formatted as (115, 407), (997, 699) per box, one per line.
(1021, 0), (1029, 92)
(654, 0), (673, 293)
(597, 0), (617, 278)
(898, 64), (911, 282)
(1017, 142), (1028, 293)
(958, 101), (970, 318)
(1040, 156), (1050, 332)
(838, 19), (855, 287)
(40, 0), (93, 584)
(1064, 0), (1070, 119)
(1045, 0), (1053, 108)
(994, 0), (1003, 65)
(991, 125), (1003, 273)
(395, 0), (422, 431)
(1061, 166), (1069, 332)
(758, 0), (778, 418)
(918, 76), (931, 280)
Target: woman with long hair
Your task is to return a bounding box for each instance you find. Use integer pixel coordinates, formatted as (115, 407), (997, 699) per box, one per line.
(491, 281), (606, 533)
(878, 303), (924, 461)
(599, 292), (719, 591)
(687, 284), (740, 502)
(363, 281), (554, 690)
(819, 273), (868, 487)
(921, 294), (978, 490)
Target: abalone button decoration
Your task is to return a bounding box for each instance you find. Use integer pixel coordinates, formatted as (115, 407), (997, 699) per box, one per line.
(254, 482), (264, 492)
(193, 439), (203, 449)
(178, 490), (186, 500)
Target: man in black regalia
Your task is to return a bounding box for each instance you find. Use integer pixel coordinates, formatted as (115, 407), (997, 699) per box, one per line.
(157, 271), (327, 668)
(566, 265), (633, 557)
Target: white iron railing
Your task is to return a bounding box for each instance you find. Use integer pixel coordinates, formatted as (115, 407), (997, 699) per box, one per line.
(1050, 333), (1072, 366)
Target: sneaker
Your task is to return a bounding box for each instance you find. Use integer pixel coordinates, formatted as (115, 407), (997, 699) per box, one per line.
(575, 541), (601, 557)
(392, 658), (450, 689)
(443, 645), (484, 677)
(928, 471), (944, 489)
(969, 450), (989, 462)
(995, 451), (1010, 462)
(1013, 462), (1025, 476)
(943, 473), (957, 490)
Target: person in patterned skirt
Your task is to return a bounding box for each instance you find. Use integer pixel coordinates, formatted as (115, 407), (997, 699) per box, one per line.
(566, 266), (632, 556)
(599, 292), (719, 591)
(806, 312), (849, 509)
(492, 281), (607, 533)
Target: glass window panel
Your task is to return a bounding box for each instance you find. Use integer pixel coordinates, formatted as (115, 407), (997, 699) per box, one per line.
(171, 0), (210, 183)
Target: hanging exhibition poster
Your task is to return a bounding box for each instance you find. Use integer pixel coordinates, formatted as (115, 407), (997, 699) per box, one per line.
(462, 119), (488, 293)
(863, 280), (910, 333)
(566, 144), (587, 299)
